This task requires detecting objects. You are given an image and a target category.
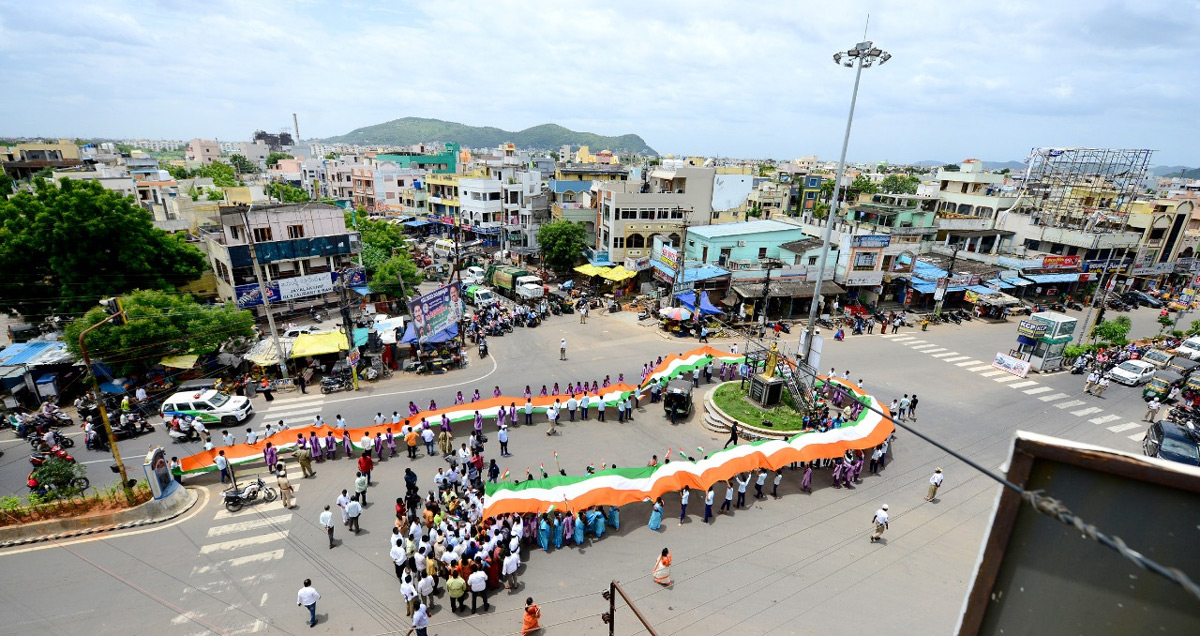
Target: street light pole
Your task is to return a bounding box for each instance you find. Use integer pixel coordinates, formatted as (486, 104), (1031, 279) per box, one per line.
(801, 38), (890, 367)
(932, 244), (962, 317)
(78, 308), (134, 504)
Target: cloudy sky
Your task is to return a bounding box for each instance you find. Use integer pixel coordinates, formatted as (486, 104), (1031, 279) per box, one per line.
(1, 0), (1196, 165)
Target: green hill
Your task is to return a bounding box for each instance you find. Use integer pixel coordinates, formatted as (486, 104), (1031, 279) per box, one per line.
(324, 117), (657, 155)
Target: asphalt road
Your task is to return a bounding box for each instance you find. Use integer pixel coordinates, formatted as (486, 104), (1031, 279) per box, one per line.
(0, 304), (1178, 635)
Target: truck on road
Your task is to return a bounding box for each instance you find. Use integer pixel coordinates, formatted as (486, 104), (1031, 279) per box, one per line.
(486, 265), (530, 298)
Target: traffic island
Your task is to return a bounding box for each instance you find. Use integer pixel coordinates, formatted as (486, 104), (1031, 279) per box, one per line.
(0, 482), (197, 549)
(703, 381), (806, 441)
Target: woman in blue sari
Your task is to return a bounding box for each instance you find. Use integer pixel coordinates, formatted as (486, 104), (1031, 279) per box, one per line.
(607, 505), (620, 530)
(574, 511), (586, 544)
(537, 514), (550, 551)
(647, 498), (664, 531)
(588, 508), (606, 537)
(552, 513), (564, 549)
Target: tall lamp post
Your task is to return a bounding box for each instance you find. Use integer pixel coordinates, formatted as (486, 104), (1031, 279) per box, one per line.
(801, 39), (891, 367)
(78, 298), (134, 504)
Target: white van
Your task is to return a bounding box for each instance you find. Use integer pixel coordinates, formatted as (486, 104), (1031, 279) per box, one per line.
(160, 389), (254, 426)
(432, 239), (456, 259)
(462, 266), (486, 286)
(1174, 337), (1200, 361)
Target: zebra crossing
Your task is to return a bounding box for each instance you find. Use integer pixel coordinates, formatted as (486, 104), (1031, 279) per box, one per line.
(878, 332), (1149, 442)
(180, 464), (305, 634)
(255, 392), (328, 429)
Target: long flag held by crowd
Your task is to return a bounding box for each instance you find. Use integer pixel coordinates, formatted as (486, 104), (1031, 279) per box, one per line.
(482, 377), (893, 517)
(177, 346), (741, 475)
(174, 345), (892, 519)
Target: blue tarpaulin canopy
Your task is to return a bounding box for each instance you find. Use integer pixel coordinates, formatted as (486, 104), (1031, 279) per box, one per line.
(400, 321), (459, 344)
(673, 290), (724, 315)
(350, 285), (371, 296)
(404, 220), (431, 227)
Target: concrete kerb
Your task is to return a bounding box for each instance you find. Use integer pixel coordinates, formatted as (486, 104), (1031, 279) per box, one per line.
(0, 484), (199, 549)
(702, 381), (795, 442)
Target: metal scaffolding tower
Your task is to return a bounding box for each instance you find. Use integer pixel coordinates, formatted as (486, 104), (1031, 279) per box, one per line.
(1020, 147), (1154, 232)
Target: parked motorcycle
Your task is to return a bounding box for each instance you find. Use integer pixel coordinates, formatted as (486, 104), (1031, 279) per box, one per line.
(637, 309), (652, 321)
(1066, 300), (1084, 311)
(31, 429), (74, 449)
(28, 470), (89, 498)
(320, 374), (354, 394)
(221, 476), (277, 512)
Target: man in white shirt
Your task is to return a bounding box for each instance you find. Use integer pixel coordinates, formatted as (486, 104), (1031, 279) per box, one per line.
(926, 468), (944, 502)
(296, 579), (321, 627)
(345, 497), (362, 534)
(319, 505), (335, 549)
(524, 399), (534, 426)
(337, 414), (349, 429)
(559, 338), (567, 361)
(245, 427), (259, 445)
(214, 451), (230, 484)
(221, 430), (234, 447)
(870, 504), (890, 542)
(580, 394), (591, 420)
(502, 550), (521, 589)
(546, 404), (557, 436)
(566, 395), (578, 421)
(400, 574), (418, 616)
(336, 490), (351, 526)
(467, 565), (490, 613)
(373, 412), (384, 426)
(390, 538), (407, 579)
(135, 386), (148, 402)
(416, 571), (435, 608)
(412, 602), (429, 636)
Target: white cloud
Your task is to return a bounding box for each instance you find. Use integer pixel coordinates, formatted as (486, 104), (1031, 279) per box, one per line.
(0, 0), (1195, 164)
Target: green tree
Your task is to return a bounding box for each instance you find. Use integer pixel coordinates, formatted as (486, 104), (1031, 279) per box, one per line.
(228, 154), (257, 174)
(187, 185), (201, 201)
(197, 162), (238, 187)
(0, 179), (207, 318)
(32, 457), (88, 496)
(1158, 313), (1175, 333)
(537, 220), (587, 273)
(942, 164), (960, 172)
(166, 165), (193, 180)
(268, 182), (309, 203)
(849, 175), (879, 197)
(812, 201), (830, 220)
(206, 189), (225, 201)
(323, 152), (338, 160)
(1092, 315), (1132, 344)
(368, 252), (423, 300)
(266, 152), (293, 168)
(0, 172), (15, 196)
(1188, 320), (1200, 337)
(64, 289), (256, 377)
(819, 178), (836, 202)
(879, 174), (920, 195)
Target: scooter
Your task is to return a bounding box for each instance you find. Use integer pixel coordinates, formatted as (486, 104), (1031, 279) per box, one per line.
(221, 476), (276, 512)
(637, 308), (652, 321)
(478, 341), (489, 358)
(31, 429), (74, 449)
(1071, 358), (1088, 375)
(167, 418), (202, 443)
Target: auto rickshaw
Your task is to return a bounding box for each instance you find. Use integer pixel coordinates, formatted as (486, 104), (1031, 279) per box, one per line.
(549, 290), (575, 314)
(1167, 356), (1200, 378)
(663, 379), (693, 424)
(1142, 370), (1184, 402)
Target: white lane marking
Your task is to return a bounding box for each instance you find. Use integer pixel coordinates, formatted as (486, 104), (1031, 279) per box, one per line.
(891, 337), (917, 343)
(1039, 392), (1071, 402)
(1054, 399), (1087, 409)
(1024, 387), (1053, 395)
(967, 365), (995, 372)
(879, 334), (901, 339)
(904, 340), (927, 345)
(1007, 380), (1038, 389)
(258, 405), (324, 419)
(190, 549), (286, 576)
(922, 348), (948, 354)
(1090, 414), (1123, 425)
(910, 344), (940, 351)
(259, 593), (269, 608)
(929, 352), (959, 358)
(214, 502), (294, 521)
(260, 395), (326, 409)
(321, 352), (499, 405)
(1128, 433), (1145, 441)
(956, 359), (983, 366)
(942, 356), (971, 362)
(1070, 406), (1103, 417)
(207, 514), (293, 538)
(977, 370), (1008, 377)
(198, 531), (289, 554)
(992, 375), (1022, 383)
(1108, 423), (1142, 433)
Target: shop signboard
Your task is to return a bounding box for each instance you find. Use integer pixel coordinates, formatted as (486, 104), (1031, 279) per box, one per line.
(1173, 258), (1194, 273)
(234, 281), (282, 309)
(851, 234), (891, 249)
(1016, 320), (1048, 338)
(843, 271), (884, 286)
(278, 273), (335, 301)
(1041, 255), (1081, 269)
(624, 256), (651, 272)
